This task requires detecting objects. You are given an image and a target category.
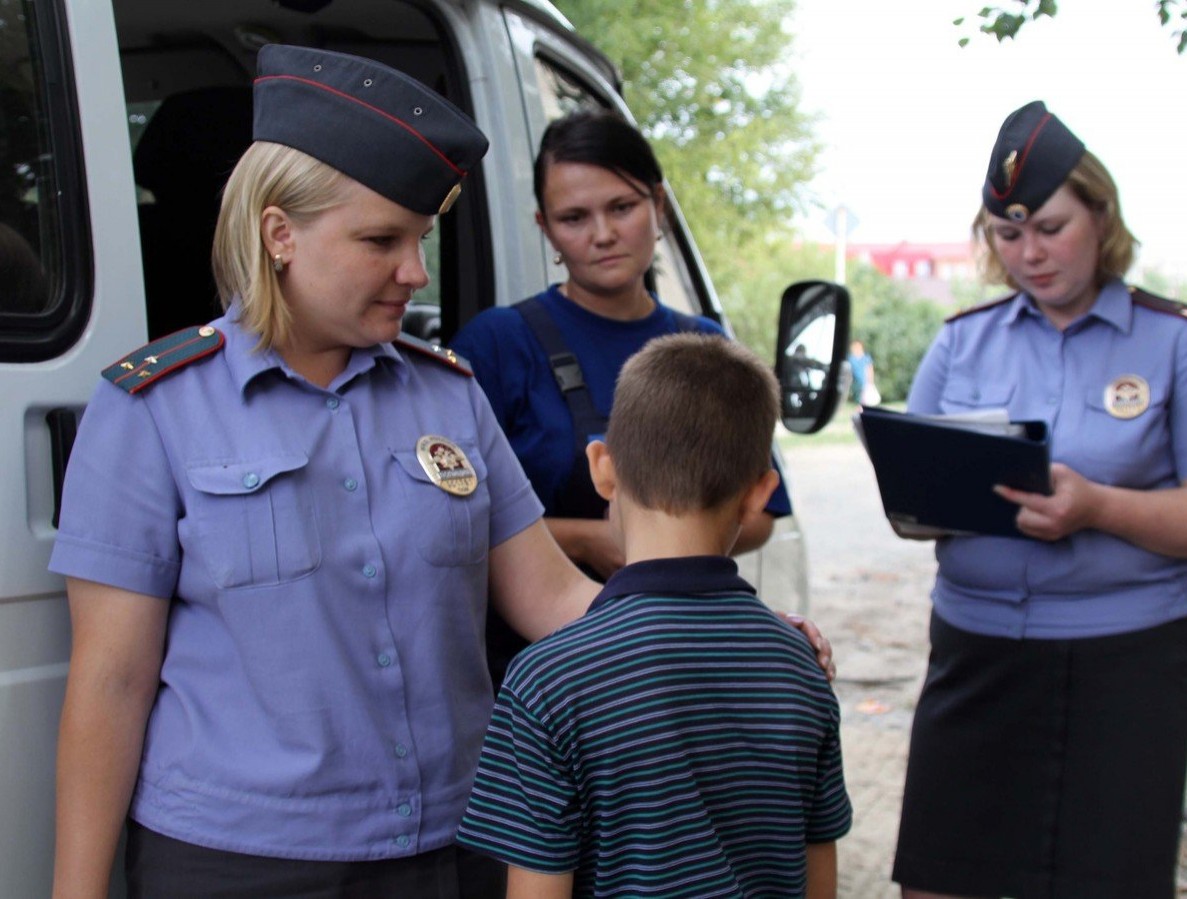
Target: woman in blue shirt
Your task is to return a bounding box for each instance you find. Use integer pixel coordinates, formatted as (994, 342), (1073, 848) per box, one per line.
(450, 110), (792, 686)
(893, 101), (1187, 899)
(49, 45), (597, 899)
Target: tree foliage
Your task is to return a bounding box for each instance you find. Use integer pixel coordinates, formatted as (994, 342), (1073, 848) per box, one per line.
(956, 1), (1187, 54)
(551, 0), (820, 260)
(847, 264), (945, 403)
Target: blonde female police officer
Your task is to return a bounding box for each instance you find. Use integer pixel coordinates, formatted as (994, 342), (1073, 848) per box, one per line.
(894, 101), (1187, 899)
(49, 45), (599, 898)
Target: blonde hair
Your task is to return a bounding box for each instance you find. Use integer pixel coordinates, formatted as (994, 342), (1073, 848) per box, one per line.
(972, 150), (1138, 289)
(212, 142), (349, 349)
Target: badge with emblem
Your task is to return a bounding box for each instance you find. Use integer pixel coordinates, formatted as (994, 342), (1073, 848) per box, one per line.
(416, 435), (477, 496)
(1103, 374), (1150, 420)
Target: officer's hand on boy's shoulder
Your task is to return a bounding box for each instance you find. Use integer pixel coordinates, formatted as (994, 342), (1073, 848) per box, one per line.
(782, 614), (836, 681)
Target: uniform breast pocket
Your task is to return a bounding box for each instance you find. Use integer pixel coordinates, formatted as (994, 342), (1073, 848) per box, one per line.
(939, 377), (1015, 413)
(1078, 383), (1170, 483)
(186, 454), (321, 588)
(392, 444), (491, 568)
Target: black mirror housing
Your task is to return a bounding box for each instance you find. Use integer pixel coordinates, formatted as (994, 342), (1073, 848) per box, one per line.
(775, 280), (851, 434)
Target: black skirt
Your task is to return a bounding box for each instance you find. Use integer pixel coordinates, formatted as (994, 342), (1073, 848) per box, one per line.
(893, 612), (1187, 899)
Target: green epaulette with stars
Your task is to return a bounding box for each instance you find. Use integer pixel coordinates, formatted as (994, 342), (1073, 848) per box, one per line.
(101, 325), (225, 394)
(394, 334), (472, 376)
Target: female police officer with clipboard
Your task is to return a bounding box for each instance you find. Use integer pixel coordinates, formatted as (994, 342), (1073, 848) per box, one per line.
(895, 101), (1187, 899)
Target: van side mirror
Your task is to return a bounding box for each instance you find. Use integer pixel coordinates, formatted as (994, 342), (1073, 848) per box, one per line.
(775, 280), (851, 434)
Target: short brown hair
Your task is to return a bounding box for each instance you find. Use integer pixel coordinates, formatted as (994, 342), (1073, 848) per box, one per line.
(972, 150), (1137, 289)
(607, 333), (778, 513)
(212, 141), (349, 349)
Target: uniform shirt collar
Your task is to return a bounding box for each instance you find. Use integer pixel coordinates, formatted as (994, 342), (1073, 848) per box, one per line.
(1008, 278), (1130, 332)
(219, 300), (402, 395)
(589, 555), (756, 614)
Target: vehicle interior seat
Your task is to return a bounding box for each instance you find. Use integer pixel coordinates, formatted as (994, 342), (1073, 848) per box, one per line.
(132, 85), (254, 339)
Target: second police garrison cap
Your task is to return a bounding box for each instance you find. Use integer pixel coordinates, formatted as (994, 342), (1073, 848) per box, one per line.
(253, 44), (489, 216)
(982, 100), (1085, 223)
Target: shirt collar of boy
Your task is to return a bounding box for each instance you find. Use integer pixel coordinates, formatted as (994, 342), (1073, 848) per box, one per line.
(589, 556), (755, 614)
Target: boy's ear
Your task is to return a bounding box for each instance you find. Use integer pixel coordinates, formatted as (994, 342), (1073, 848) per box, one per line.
(586, 440), (617, 502)
(742, 469), (780, 517)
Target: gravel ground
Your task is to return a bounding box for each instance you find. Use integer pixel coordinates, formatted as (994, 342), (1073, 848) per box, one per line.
(780, 437), (1187, 898)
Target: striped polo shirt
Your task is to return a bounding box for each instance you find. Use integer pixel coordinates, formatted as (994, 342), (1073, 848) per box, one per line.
(457, 556), (851, 896)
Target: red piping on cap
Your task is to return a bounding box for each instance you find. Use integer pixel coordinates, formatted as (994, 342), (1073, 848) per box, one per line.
(255, 74), (466, 177)
(988, 112), (1051, 202)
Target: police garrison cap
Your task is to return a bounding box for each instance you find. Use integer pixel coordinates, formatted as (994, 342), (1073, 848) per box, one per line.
(982, 100), (1085, 223)
(253, 44), (489, 216)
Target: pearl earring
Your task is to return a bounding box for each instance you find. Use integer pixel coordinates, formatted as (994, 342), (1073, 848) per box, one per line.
(273, 254), (285, 273)
(552, 252), (563, 266)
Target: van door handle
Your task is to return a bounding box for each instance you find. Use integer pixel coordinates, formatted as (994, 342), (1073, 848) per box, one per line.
(46, 408), (78, 529)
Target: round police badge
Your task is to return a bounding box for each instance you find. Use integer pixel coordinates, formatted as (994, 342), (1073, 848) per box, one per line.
(1103, 374), (1150, 420)
(415, 435), (477, 496)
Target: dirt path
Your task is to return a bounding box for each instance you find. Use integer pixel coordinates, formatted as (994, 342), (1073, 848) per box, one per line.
(781, 438), (1187, 897)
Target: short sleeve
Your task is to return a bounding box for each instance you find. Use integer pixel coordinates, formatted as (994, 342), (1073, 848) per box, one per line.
(48, 378), (182, 597)
(805, 703), (854, 844)
(456, 684), (582, 873)
(906, 325), (952, 416)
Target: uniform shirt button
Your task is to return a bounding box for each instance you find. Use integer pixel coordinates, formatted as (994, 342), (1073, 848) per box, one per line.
(362, 564), (377, 578)
(326, 397), (340, 410)
(377, 653), (392, 668)
(242, 473), (260, 489)
(397, 803), (412, 817)
(396, 835), (411, 849)
(344, 478), (358, 492)
(394, 743), (409, 758)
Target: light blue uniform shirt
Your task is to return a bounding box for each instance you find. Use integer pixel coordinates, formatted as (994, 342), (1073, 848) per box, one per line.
(907, 280), (1187, 639)
(49, 306), (543, 861)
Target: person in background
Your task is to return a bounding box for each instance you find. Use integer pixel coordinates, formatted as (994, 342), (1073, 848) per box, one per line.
(846, 338), (877, 406)
(449, 108), (793, 687)
(893, 100), (1187, 899)
(457, 333), (851, 898)
(49, 44), (598, 899)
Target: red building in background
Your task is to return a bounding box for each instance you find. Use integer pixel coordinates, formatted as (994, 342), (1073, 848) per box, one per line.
(847, 241), (978, 307)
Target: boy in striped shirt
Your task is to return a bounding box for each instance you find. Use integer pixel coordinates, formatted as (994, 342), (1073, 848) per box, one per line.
(458, 333), (851, 897)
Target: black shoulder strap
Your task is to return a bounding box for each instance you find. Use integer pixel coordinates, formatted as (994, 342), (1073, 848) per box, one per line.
(513, 297), (608, 446)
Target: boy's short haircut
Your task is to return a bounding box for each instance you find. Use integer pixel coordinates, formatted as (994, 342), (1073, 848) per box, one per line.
(607, 333), (779, 513)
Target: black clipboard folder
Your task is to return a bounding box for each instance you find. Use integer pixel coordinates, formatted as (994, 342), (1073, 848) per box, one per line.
(857, 407), (1051, 538)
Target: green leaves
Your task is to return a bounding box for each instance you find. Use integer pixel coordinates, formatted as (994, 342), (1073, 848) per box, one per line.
(956, 0), (1187, 53)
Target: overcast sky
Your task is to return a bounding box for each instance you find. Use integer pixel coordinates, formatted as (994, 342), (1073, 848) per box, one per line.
(788, 0), (1187, 277)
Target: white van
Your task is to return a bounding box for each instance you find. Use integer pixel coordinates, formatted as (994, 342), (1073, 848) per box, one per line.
(0, 0), (847, 892)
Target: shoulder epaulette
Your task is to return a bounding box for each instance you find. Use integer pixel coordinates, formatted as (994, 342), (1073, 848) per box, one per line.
(944, 293), (1018, 323)
(102, 325), (224, 394)
(394, 334), (473, 376)
(1130, 286), (1187, 320)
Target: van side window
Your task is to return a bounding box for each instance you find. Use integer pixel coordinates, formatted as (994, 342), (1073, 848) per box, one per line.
(533, 55), (708, 319)
(0, 0), (87, 357)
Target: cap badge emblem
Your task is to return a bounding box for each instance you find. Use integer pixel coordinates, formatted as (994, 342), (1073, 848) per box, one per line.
(415, 435), (477, 496)
(1005, 203), (1029, 222)
(1002, 149), (1018, 186)
(1103, 374), (1150, 420)
(438, 182), (462, 215)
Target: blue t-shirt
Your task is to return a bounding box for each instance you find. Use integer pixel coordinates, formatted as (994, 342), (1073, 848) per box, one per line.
(907, 280), (1187, 639)
(450, 284), (792, 518)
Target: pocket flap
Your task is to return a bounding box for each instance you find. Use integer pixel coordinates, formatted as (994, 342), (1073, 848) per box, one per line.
(187, 454), (309, 495)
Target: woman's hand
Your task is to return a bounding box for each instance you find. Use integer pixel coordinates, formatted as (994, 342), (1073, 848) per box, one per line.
(546, 517), (625, 580)
(781, 614), (836, 682)
(996, 464), (1187, 558)
(995, 462), (1097, 541)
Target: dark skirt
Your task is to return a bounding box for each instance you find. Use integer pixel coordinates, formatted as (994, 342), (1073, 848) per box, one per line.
(893, 612), (1187, 899)
(125, 822), (506, 899)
